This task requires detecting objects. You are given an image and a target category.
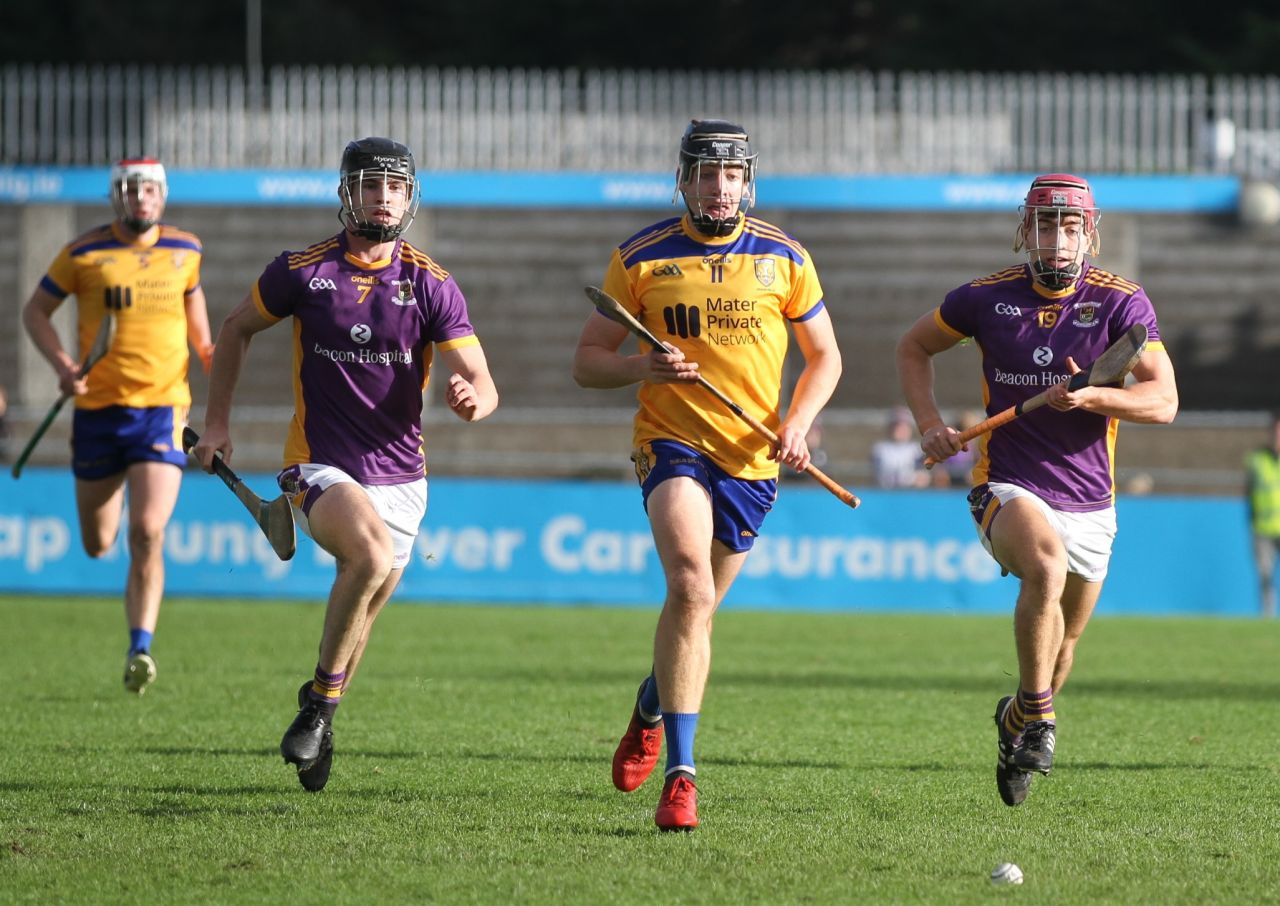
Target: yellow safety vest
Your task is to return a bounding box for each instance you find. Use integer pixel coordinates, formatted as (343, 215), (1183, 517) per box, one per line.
(1246, 449), (1280, 537)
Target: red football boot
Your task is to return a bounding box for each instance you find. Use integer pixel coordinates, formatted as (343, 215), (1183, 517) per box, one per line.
(612, 706), (663, 792)
(654, 772), (698, 831)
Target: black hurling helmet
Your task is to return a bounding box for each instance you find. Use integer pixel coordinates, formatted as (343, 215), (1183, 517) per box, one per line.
(675, 119), (757, 237)
(338, 137), (421, 242)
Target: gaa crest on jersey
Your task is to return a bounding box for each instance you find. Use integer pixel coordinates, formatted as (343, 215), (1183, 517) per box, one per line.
(1072, 302), (1099, 327)
(754, 257), (775, 287)
(392, 279), (417, 306)
(171, 251), (188, 268)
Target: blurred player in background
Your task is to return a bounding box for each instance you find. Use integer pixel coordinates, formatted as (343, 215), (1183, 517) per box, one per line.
(1244, 412), (1280, 618)
(193, 137), (498, 792)
(573, 119), (842, 830)
(896, 174), (1178, 807)
(21, 158), (213, 696)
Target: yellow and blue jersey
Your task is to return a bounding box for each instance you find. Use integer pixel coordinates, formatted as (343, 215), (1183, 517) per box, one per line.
(41, 222), (202, 409)
(602, 213), (826, 479)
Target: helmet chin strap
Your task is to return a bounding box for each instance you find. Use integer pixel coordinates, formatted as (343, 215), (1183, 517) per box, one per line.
(1031, 259), (1082, 290)
(687, 206), (740, 237)
(121, 215), (157, 233)
(349, 221), (403, 242)
(682, 186), (743, 237)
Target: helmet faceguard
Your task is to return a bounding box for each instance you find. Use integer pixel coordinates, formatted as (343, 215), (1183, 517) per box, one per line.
(674, 119), (757, 237)
(1014, 173), (1101, 290)
(109, 158), (167, 233)
(338, 137), (421, 243)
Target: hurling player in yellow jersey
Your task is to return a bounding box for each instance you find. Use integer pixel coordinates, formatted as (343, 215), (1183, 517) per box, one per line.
(21, 158), (213, 696)
(574, 119), (842, 831)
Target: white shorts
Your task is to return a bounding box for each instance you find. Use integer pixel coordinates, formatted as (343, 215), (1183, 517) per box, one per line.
(277, 464), (427, 570)
(970, 482), (1116, 582)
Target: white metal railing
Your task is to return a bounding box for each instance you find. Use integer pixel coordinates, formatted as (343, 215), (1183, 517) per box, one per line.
(3, 65), (1280, 176)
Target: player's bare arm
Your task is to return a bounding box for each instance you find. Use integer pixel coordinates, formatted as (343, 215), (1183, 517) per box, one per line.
(183, 285), (215, 373)
(196, 293), (276, 470)
(897, 311), (966, 461)
(439, 343), (499, 422)
(1045, 346), (1178, 423)
(21, 285), (86, 396)
(776, 306), (842, 470)
(572, 311), (699, 389)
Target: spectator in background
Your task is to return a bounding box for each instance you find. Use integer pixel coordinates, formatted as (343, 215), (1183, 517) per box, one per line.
(0, 385), (10, 463)
(1245, 412), (1280, 619)
(20, 158), (213, 696)
(1123, 471), (1155, 496)
(870, 407), (929, 488)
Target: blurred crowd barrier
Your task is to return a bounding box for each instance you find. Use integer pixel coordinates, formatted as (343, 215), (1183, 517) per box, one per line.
(3, 66), (1280, 177)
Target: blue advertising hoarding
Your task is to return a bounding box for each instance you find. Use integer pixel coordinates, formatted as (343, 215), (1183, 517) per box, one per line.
(0, 167), (1241, 213)
(0, 469), (1258, 617)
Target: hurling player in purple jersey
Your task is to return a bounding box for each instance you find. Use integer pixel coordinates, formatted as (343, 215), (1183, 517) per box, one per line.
(896, 174), (1177, 807)
(193, 138), (498, 792)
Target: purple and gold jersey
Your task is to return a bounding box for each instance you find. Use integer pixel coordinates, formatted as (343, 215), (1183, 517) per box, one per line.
(602, 213), (826, 479)
(252, 232), (479, 484)
(936, 261), (1165, 511)
(41, 222), (202, 409)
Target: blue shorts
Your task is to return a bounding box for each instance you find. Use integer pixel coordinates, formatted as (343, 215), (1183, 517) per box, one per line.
(71, 405), (187, 480)
(634, 439), (776, 552)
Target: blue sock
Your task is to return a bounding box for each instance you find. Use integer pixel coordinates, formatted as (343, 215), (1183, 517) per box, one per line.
(128, 629), (153, 657)
(664, 712), (699, 777)
(638, 673), (662, 723)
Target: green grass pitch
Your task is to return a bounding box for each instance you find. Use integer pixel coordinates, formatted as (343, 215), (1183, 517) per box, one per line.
(2, 594), (1278, 904)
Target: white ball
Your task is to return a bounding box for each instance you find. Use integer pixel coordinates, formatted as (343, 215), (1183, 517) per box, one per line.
(990, 862), (1024, 885)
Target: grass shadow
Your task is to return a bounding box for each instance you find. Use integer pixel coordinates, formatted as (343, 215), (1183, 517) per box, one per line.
(139, 745), (421, 760)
